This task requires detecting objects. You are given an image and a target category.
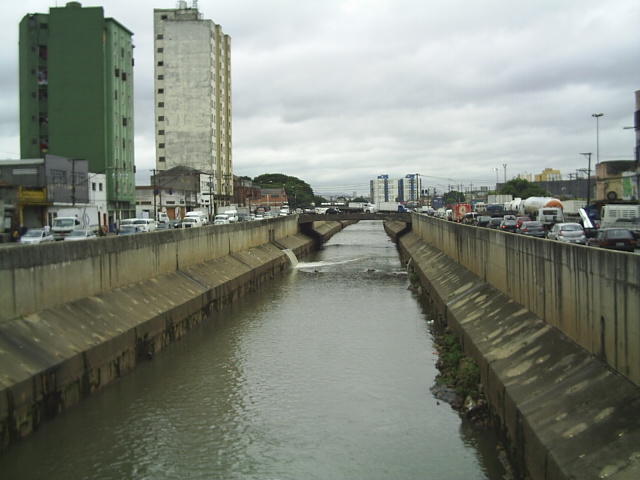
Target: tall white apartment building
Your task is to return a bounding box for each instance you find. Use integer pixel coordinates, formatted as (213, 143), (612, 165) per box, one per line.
(153, 2), (232, 206)
(370, 174), (424, 204)
(370, 175), (399, 204)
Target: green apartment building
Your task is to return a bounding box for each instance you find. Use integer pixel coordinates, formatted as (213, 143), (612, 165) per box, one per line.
(19, 1), (135, 224)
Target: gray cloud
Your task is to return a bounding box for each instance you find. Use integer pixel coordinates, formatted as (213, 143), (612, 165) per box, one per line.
(1, 0), (638, 194)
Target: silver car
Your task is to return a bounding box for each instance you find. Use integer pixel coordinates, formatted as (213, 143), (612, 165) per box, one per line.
(19, 228), (55, 244)
(546, 223), (586, 244)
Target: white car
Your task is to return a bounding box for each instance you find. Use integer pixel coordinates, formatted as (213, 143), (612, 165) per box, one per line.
(20, 228), (55, 244)
(214, 214), (230, 225)
(64, 229), (97, 241)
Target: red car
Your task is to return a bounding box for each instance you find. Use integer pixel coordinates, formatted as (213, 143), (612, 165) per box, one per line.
(515, 216), (531, 229)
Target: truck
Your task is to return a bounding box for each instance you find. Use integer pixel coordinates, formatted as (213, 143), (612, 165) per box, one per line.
(599, 204), (640, 235)
(51, 206), (100, 240)
(377, 202), (408, 213)
(522, 197), (564, 227)
(447, 202), (472, 222)
(345, 202), (367, 212)
(346, 202), (377, 213)
(486, 194), (512, 206)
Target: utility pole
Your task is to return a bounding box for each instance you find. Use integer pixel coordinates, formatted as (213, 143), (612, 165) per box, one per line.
(592, 113), (603, 165)
(580, 153), (592, 209)
(503, 164), (508, 183)
(151, 169), (157, 220)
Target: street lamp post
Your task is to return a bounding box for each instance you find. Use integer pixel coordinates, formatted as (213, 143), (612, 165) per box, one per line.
(592, 113), (603, 165)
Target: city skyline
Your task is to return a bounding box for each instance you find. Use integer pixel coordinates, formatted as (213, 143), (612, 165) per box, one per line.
(0, 0), (638, 198)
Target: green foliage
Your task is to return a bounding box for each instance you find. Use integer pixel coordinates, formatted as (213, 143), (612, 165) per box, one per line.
(498, 178), (548, 199)
(253, 173), (315, 208)
(313, 195), (327, 206)
(436, 332), (481, 399)
(443, 190), (466, 205)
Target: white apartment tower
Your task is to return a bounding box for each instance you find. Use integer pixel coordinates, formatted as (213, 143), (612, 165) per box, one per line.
(153, 2), (232, 205)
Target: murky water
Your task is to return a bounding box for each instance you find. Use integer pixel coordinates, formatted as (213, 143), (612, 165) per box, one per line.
(0, 221), (507, 479)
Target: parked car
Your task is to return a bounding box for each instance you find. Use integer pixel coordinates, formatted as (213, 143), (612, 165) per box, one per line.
(475, 215), (492, 227)
(19, 228), (55, 244)
(587, 228), (637, 252)
(326, 208), (340, 214)
(118, 225), (144, 235)
(546, 223), (586, 244)
(499, 218), (518, 233)
(515, 216), (531, 229)
(487, 217), (503, 229)
(168, 219), (182, 229)
(155, 222), (173, 231)
(516, 221), (546, 238)
(64, 229), (97, 241)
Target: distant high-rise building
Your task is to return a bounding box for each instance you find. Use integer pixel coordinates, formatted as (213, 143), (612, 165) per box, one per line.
(19, 2), (136, 223)
(370, 175), (399, 203)
(535, 168), (562, 182)
(154, 2), (233, 209)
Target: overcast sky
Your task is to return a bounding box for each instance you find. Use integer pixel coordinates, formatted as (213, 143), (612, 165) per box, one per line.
(1, 0), (638, 197)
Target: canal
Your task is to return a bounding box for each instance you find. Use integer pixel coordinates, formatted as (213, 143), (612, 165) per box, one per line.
(0, 221), (508, 479)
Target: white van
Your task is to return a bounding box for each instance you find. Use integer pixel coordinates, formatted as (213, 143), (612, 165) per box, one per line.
(224, 210), (238, 223)
(214, 214), (230, 225)
(133, 218), (157, 232)
(185, 211), (208, 226)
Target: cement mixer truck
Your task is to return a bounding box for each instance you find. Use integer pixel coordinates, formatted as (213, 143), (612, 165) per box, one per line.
(522, 197), (564, 227)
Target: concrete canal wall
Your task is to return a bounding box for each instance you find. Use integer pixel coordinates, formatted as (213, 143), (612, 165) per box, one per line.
(0, 219), (347, 452)
(410, 214), (640, 386)
(392, 218), (640, 480)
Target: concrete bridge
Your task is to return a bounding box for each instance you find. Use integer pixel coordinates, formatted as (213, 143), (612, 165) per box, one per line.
(298, 212), (412, 224)
(1, 214), (639, 479)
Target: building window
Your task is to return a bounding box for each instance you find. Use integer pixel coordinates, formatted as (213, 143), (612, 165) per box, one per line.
(122, 72), (127, 81)
(158, 130), (165, 135)
(159, 143), (165, 149)
(157, 47), (163, 53)
(158, 102), (164, 107)
(161, 15), (168, 20)
(158, 88), (164, 94)
(158, 116), (164, 121)
(157, 34), (164, 39)
(122, 117), (127, 126)
(51, 169), (66, 185)
(159, 156), (166, 162)
(157, 61), (163, 66)
(157, 75), (164, 80)
(99, 183), (103, 191)
(92, 182), (96, 191)
(115, 68), (120, 77)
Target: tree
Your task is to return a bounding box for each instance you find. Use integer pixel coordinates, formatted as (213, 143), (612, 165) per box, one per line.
(498, 178), (548, 199)
(443, 190), (466, 205)
(252, 173), (315, 209)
